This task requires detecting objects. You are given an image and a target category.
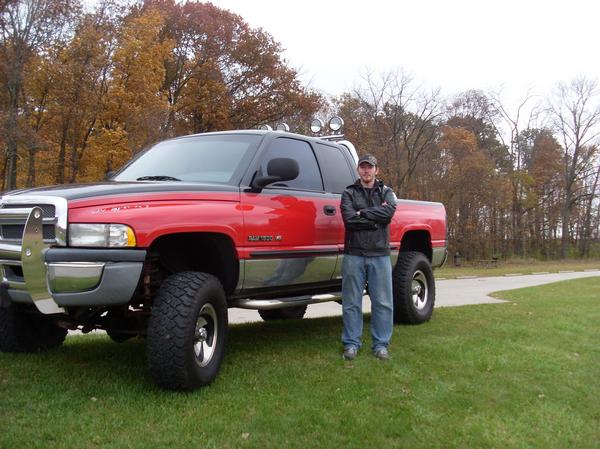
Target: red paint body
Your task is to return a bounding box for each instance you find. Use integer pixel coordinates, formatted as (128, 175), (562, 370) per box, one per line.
(68, 190), (447, 259)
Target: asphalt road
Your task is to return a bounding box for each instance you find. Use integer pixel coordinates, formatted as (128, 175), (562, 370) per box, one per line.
(228, 270), (600, 324)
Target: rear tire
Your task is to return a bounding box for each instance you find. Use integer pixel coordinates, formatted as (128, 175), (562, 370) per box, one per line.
(258, 305), (307, 321)
(0, 303), (67, 352)
(392, 251), (435, 324)
(147, 271), (228, 391)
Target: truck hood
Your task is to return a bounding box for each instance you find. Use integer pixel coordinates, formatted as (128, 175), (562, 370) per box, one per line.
(1, 182), (239, 201)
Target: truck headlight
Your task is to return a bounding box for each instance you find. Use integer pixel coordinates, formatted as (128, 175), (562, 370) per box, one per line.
(68, 224), (137, 247)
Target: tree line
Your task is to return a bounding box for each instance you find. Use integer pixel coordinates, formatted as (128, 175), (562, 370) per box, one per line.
(0, 0), (322, 188)
(2, 0), (599, 261)
(338, 73), (600, 260)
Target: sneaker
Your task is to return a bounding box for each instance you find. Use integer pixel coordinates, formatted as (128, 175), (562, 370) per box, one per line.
(342, 346), (358, 361)
(373, 348), (390, 360)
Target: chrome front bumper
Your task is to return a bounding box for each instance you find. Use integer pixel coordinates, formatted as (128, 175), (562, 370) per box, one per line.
(0, 206), (145, 315)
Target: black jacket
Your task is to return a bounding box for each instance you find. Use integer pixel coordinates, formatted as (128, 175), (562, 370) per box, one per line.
(340, 179), (397, 256)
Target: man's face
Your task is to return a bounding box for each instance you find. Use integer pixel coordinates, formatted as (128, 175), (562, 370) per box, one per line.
(358, 162), (378, 184)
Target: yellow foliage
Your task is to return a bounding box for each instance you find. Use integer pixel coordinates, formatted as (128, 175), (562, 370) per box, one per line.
(78, 127), (130, 182)
(105, 8), (174, 154)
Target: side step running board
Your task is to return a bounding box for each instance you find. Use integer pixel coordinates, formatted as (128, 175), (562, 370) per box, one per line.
(231, 292), (342, 310)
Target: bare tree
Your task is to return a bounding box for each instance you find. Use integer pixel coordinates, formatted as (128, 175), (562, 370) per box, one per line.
(352, 69), (444, 195)
(488, 88), (540, 256)
(578, 160), (600, 257)
(547, 76), (600, 258)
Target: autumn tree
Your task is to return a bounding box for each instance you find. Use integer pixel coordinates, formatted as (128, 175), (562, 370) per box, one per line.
(440, 91), (508, 258)
(446, 90), (509, 171)
(437, 126), (509, 259)
(43, 3), (121, 184)
(0, 0), (77, 190)
(14, 1), (129, 186)
(20, 52), (55, 186)
(82, 5), (172, 180)
(518, 128), (563, 257)
(145, 0), (322, 136)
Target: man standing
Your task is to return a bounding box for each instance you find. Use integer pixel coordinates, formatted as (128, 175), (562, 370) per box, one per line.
(340, 154), (397, 360)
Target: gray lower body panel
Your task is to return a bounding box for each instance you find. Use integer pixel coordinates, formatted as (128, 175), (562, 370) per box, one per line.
(7, 262), (143, 307)
(242, 255), (337, 289)
(432, 247), (448, 268)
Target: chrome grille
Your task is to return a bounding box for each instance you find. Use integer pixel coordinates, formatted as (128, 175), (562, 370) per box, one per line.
(0, 203), (56, 216)
(0, 196), (67, 293)
(1, 223), (56, 240)
(0, 196), (67, 246)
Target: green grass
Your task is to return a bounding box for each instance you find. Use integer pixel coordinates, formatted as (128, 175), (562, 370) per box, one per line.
(436, 258), (600, 279)
(1, 277), (600, 449)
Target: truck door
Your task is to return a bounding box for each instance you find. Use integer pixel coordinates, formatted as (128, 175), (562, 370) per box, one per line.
(312, 141), (357, 280)
(240, 136), (342, 289)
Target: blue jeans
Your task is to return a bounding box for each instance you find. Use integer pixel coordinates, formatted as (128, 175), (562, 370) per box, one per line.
(341, 254), (394, 351)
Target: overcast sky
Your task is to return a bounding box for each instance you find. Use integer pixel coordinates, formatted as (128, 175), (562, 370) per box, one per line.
(209, 0), (599, 104)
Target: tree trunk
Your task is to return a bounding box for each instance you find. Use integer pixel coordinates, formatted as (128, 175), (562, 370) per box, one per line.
(5, 94), (20, 190)
(579, 166), (600, 257)
(56, 120), (70, 184)
(560, 194), (571, 259)
(26, 147), (36, 187)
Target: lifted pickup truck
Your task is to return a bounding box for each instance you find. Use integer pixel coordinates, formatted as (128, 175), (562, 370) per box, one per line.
(0, 124), (447, 390)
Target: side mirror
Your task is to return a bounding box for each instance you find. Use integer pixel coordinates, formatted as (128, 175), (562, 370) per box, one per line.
(251, 157), (299, 191)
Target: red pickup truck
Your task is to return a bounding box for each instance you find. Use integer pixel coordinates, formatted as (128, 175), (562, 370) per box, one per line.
(0, 126), (447, 390)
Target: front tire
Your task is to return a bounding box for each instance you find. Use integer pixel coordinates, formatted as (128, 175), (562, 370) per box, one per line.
(146, 272), (228, 391)
(392, 251), (435, 324)
(0, 303), (67, 352)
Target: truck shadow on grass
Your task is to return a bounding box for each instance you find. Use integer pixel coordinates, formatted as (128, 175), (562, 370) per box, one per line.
(2, 315), (354, 391)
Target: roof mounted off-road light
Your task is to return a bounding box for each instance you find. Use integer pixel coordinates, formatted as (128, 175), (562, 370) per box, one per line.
(310, 118), (324, 134)
(275, 123), (290, 132)
(258, 124), (273, 131)
(328, 116), (344, 133)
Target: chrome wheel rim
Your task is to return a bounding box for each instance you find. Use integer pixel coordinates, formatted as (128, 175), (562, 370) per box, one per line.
(411, 270), (428, 310)
(193, 303), (218, 367)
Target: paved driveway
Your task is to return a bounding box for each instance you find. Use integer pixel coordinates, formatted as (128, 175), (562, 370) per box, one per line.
(228, 270), (600, 324)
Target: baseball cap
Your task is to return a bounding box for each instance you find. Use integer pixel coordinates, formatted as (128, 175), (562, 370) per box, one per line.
(357, 154), (377, 166)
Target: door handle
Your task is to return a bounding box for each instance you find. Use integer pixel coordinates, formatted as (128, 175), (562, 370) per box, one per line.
(323, 205), (337, 215)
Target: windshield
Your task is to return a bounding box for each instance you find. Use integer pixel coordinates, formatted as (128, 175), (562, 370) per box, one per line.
(113, 134), (261, 184)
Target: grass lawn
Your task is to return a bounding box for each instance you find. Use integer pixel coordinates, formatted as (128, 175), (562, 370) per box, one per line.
(436, 258), (600, 279)
(1, 277), (599, 449)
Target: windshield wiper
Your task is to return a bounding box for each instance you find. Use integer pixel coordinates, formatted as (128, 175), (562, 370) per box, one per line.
(136, 175), (181, 181)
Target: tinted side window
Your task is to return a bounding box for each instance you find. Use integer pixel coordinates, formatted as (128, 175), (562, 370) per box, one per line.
(261, 137), (323, 191)
(314, 142), (355, 193)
